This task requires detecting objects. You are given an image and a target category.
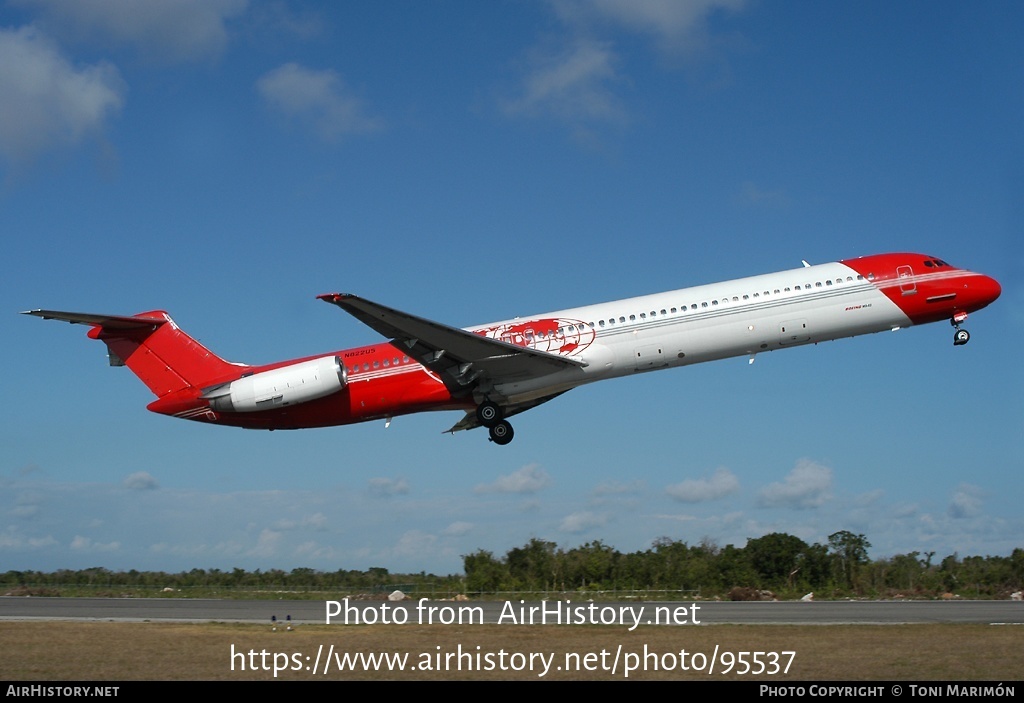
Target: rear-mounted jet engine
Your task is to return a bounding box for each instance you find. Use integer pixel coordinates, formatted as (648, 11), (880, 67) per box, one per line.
(202, 356), (346, 412)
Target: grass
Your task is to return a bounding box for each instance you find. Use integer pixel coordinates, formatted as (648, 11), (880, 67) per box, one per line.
(1, 622), (1020, 680)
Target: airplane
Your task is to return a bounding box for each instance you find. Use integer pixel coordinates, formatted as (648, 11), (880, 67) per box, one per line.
(23, 252), (1000, 445)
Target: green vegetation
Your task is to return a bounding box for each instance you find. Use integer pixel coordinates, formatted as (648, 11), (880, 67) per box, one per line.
(3, 531), (1022, 600)
(464, 533), (1023, 600)
(0, 565), (463, 600)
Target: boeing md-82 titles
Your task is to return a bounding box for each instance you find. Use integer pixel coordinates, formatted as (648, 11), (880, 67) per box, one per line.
(24, 252), (1000, 445)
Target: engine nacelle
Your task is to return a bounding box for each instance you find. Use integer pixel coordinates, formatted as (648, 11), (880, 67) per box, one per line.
(202, 356), (346, 413)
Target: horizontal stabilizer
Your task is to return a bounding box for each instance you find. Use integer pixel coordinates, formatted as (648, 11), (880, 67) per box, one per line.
(21, 310), (167, 330)
(22, 308), (239, 397)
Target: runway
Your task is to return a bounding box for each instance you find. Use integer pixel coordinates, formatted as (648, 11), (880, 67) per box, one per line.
(2, 596), (1021, 626)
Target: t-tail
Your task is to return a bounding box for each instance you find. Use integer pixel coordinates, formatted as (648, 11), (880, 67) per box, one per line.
(21, 309), (243, 398)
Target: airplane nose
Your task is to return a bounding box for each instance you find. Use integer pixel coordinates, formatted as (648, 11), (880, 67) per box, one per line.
(981, 275), (1001, 304)
(970, 274), (1001, 310)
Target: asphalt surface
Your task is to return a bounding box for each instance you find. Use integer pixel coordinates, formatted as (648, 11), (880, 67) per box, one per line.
(2, 597), (1021, 626)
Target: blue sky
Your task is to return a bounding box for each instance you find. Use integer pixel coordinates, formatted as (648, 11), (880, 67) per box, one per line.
(2, 1), (1021, 576)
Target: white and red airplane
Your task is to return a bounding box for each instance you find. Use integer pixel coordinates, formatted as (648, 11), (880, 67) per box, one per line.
(24, 252), (1000, 445)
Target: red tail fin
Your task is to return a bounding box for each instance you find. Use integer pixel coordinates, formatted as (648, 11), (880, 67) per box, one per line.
(24, 309), (242, 397)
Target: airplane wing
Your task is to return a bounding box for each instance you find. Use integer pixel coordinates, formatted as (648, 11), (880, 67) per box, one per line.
(318, 293), (585, 393)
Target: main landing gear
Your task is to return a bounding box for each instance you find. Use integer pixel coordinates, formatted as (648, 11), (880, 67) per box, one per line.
(477, 400), (514, 445)
(951, 312), (971, 346)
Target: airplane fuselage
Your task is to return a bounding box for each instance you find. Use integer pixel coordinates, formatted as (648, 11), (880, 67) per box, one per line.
(153, 252), (1000, 432)
(26, 252), (1001, 444)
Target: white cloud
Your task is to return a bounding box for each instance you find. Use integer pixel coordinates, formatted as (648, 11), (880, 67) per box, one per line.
(304, 512), (328, 531)
(17, 0), (247, 63)
(519, 499), (542, 513)
(652, 513), (698, 523)
(890, 503), (919, 519)
(0, 26), (125, 165)
(502, 0), (746, 130)
(853, 489), (885, 507)
(501, 36), (624, 124)
(249, 528), (283, 558)
(12, 505), (40, 519)
(69, 535), (120, 552)
(554, 0), (746, 53)
(758, 459), (833, 509)
(442, 522), (473, 536)
(368, 477), (410, 498)
(257, 63), (382, 142)
(1, 464), (1021, 575)
(123, 471), (158, 491)
(474, 464), (551, 494)
(665, 467), (739, 503)
(393, 530), (437, 557)
(291, 541), (344, 561)
(736, 181), (791, 209)
(948, 484), (984, 519)
(560, 511), (608, 533)
(271, 513), (328, 531)
(0, 526), (57, 550)
(247, 3), (324, 41)
(13, 492), (43, 520)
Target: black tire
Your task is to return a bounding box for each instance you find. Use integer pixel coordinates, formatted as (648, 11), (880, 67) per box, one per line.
(954, 329), (970, 346)
(476, 400), (502, 427)
(488, 420), (514, 445)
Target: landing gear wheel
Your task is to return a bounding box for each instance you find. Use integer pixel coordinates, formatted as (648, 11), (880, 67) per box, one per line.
(476, 400), (502, 428)
(954, 328), (970, 346)
(488, 420), (514, 445)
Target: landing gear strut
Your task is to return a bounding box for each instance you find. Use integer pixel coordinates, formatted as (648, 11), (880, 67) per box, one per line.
(951, 312), (970, 346)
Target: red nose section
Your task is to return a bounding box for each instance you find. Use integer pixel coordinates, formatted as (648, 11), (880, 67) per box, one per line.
(841, 253), (1000, 325)
(969, 274), (1001, 311)
(903, 271), (1002, 324)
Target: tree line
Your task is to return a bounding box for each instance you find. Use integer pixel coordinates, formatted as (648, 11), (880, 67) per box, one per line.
(1, 565), (461, 596)
(4, 531), (1022, 599)
(462, 532), (1023, 598)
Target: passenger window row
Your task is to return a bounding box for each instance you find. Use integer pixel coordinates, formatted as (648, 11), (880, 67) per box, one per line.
(349, 354), (412, 375)
(590, 275), (862, 329)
